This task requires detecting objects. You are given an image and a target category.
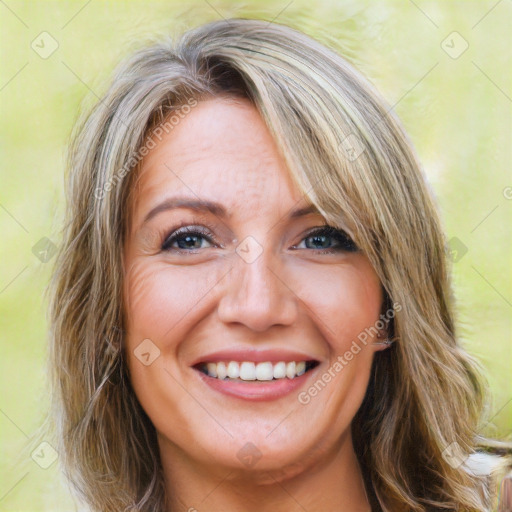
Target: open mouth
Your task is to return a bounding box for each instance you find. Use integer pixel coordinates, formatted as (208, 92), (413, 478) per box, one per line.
(194, 360), (320, 382)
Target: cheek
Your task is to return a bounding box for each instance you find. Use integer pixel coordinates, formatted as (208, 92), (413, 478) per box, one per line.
(123, 258), (223, 349)
(123, 259), (170, 341)
(292, 257), (383, 353)
(265, 258), (383, 449)
(122, 258), (217, 422)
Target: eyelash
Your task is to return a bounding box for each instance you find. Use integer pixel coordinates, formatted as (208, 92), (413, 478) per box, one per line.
(301, 226), (358, 253)
(161, 223), (358, 255)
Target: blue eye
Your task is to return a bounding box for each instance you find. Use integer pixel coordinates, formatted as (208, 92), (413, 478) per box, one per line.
(161, 225), (358, 254)
(299, 226), (358, 253)
(162, 226), (214, 252)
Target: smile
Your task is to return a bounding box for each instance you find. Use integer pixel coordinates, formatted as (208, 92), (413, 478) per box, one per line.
(191, 349), (321, 401)
(196, 360), (319, 381)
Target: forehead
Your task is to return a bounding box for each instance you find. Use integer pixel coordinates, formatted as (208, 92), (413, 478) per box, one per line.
(130, 97), (310, 224)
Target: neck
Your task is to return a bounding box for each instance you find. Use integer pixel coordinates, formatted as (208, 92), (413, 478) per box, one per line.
(160, 429), (372, 512)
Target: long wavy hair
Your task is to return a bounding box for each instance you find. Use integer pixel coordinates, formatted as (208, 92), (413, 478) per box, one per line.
(47, 18), (511, 511)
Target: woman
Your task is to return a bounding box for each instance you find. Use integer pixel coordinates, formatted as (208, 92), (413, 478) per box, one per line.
(47, 18), (511, 511)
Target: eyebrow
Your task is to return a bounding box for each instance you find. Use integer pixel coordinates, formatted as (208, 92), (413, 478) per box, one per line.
(141, 196), (320, 226)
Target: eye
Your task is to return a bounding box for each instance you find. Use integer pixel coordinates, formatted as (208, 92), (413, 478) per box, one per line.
(160, 224), (357, 255)
(161, 226), (216, 252)
(295, 226), (358, 253)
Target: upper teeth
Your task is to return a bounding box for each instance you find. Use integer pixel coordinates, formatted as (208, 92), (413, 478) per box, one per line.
(204, 361), (307, 380)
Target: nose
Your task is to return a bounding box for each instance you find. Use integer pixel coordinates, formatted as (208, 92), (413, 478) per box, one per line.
(216, 245), (299, 332)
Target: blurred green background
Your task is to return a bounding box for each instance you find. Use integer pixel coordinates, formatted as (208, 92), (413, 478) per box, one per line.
(1, 0), (511, 510)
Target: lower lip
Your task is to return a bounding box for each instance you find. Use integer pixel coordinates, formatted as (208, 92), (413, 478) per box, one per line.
(194, 367), (318, 402)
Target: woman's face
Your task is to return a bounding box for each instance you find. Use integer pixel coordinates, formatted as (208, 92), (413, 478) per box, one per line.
(123, 97), (385, 478)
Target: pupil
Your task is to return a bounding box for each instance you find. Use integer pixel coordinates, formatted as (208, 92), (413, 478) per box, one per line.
(179, 235), (199, 249)
(309, 235), (329, 249)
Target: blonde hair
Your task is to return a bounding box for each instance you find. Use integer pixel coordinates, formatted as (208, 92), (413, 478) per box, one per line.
(48, 18), (511, 511)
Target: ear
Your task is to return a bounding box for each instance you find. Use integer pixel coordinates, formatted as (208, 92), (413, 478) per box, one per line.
(373, 340), (393, 352)
(372, 330), (394, 351)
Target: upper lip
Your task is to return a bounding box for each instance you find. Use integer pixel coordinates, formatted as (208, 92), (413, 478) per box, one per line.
(190, 348), (320, 366)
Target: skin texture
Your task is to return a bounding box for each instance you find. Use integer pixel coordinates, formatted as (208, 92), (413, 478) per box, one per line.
(123, 97), (389, 512)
